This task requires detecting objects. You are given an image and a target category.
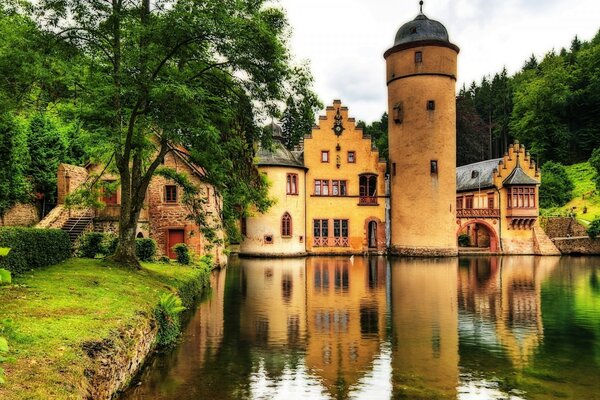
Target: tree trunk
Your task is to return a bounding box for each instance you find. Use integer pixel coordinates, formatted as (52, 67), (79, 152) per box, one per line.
(111, 219), (140, 269)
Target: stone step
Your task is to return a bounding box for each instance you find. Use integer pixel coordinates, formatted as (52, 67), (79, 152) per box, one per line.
(533, 226), (561, 256)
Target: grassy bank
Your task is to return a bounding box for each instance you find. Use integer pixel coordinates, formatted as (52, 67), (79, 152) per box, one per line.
(0, 258), (211, 400)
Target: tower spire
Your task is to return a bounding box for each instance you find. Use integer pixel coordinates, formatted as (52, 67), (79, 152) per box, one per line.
(419, 0), (424, 13)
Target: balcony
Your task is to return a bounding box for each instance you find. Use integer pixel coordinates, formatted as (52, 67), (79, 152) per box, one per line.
(456, 208), (500, 218)
(505, 207), (538, 218)
(95, 205), (149, 221)
(358, 196), (378, 206)
(313, 237), (350, 247)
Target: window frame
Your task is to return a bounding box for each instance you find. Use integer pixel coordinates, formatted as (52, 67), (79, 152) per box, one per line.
(313, 219), (329, 238)
(165, 185), (178, 203)
(281, 212), (292, 237)
(427, 100), (435, 111)
(314, 179), (330, 196)
(331, 180), (347, 196)
(347, 151), (356, 163)
(415, 51), (423, 63)
(286, 173), (299, 195)
(321, 150), (330, 163)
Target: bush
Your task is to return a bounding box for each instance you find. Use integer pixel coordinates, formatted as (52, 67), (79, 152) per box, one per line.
(0, 228), (71, 275)
(76, 232), (105, 258)
(540, 161), (574, 209)
(104, 234), (118, 255)
(154, 293), (186, 347)
(0, 269), (11, 285)
(173, 243), (191, 265)
(588, 219), (600, 239)
(590, 147), (600, 191)
(458, 234), (470, 247)
(0, 336), (7, 384)
(135, 238), (157, 261)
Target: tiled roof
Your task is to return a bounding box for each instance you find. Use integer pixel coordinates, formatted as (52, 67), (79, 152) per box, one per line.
(503, 165), (539, 186)
(456, 158), (502, 192)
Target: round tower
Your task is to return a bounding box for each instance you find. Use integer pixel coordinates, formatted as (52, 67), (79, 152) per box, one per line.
(385, 1), (459, 256)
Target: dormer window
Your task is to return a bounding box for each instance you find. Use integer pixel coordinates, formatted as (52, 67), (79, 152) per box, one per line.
(471, 170), (479, 179)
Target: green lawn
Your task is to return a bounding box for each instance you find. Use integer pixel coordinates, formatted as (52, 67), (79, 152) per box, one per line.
(0, 258), (209, 400)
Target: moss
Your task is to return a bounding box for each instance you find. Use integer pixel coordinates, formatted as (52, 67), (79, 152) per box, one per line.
(0, 258), (211, 400)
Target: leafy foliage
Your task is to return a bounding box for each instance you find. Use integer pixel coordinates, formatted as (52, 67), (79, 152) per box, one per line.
(154, 293), (186, 348)
(540, 161), (574, 209)
(587, 218), (600, 239)
(458, 234), (470, 247)
(0, 336), (7, 384)
(589, 148), (600, 191)
(76, 232), (105, 258)
(0, 116), (30, 220)
(173, 243), (191, 265)
(136, 238), (157, 262)
(0, 227), (71, 275)
(0, 269), (12, 286)
(356, 113), (389, 162)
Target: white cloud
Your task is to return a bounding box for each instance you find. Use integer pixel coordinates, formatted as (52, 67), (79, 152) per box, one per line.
(278, 0), (600, 123)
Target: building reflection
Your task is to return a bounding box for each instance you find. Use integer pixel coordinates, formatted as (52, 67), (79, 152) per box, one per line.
(458, 256), (559, 369)
(304, 256), (388, 398)
(390, 258), (459, 399)
(239, 258), (308, 347)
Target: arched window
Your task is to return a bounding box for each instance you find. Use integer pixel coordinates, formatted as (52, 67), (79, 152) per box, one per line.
(136, 232), (144, 239)
(281, 212), (292, 237)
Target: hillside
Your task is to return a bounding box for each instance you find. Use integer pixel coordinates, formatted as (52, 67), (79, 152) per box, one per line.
(554, 162), (600, 225)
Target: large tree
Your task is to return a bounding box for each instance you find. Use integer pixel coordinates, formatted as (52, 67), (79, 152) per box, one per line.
(34, 0), (318, 267)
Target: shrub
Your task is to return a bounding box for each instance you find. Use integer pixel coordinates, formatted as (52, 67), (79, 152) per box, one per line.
(104, 234), (118, 255)
(540, 161), (574, 209)
(590, 147), (600, 191)
(0, 269), (11, 286)
(0, 336), (7, 384)
(76, 232), (105, 258)
(199, 254), (213, 268)
(0, 228), (71, 275)
(458, 234), (470, 247)
(158, 255), (171, 263)
(154, 293), (186, 347)
(173, 243), (191, 265)
(136, 238), (157, 261)
(588, 218), (600, 239)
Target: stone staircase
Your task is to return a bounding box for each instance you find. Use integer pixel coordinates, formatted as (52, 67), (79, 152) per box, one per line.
(61, 216), (93, 243)
(533, 226), (562, 255)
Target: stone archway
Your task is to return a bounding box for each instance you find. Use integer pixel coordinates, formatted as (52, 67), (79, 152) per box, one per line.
(457, 220), (499, 252)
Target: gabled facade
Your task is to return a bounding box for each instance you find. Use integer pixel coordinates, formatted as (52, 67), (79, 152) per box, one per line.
(456, 141), (559, 255)
(39, 147), (226, 265)
(239, 101), (387, 256)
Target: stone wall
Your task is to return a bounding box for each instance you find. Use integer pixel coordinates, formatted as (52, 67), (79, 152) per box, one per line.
(553, 237), (600, 255)
(0, 203), (39, 227)
(57, 163), (89, 205)
(541, 217), (588, 239)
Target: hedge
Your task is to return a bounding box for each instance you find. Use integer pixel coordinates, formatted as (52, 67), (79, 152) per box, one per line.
(0, 227), (71, 275)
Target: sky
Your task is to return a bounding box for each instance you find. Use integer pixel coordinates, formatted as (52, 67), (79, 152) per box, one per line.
(278, 0), (600, 123)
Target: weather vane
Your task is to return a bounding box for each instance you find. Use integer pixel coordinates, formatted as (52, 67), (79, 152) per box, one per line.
(419, 0), (424, 13)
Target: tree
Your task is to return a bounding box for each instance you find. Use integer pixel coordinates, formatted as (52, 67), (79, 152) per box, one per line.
(356, 113), (388, 162)
(0, 116), (31, 223)
(539, 161), (574, 209)
(456, 89), (488, 165)
(34, 0), (318, 267)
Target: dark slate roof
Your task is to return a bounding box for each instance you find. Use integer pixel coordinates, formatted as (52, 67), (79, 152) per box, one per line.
(394, 13), (449, 46)
(503, 165), (539, 186)
(257, 139), (306, 170)
(456, 158), (502, 192)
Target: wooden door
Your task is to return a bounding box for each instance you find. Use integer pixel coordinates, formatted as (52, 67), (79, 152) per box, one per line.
(168, 229), (185, 259)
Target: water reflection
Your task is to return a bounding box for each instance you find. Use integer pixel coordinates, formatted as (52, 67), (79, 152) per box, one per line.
(122, 256), (600, 400)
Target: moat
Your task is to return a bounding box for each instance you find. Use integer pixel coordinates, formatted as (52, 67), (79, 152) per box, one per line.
(122, 256), (600, 399)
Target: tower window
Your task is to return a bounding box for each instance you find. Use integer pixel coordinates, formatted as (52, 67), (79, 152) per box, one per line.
(281, 212), (292, 237)
(427, 100), (435, 110)
(430, 160), (438, 174)
(393, 102), (403, 124)
(392, 163), (397, 176)
(415, 51), (423, 63)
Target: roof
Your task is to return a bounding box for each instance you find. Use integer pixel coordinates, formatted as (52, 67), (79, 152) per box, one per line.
(394, 12), (450, 46)
(503, 165), (539, 186)
(456, 158), (503, 192)
(257, 139), (306, 170)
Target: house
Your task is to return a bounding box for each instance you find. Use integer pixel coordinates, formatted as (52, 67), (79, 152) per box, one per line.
(239, 101), (387, 256)
(37, 146), (226, 264)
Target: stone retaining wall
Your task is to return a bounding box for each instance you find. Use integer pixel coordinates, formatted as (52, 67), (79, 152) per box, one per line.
(541, 217), (587, 239)
(0, 204), (39, 227)
(552, 237), (600, 255)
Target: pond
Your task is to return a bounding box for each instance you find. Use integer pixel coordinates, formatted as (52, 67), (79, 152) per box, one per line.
(122, 256), (600, 400)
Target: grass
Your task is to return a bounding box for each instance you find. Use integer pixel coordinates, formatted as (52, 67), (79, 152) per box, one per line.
(542, 162), (600, 225)
(0, 258), (210, 400)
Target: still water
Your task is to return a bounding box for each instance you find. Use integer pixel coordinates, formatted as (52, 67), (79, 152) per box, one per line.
(122, 256), (600, 399)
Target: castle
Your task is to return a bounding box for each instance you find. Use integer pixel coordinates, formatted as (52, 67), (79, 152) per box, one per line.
(239, 5), (560, 257)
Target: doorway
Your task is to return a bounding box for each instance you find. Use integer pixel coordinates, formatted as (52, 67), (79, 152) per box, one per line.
(168, 229), (185, 259)
(368, 221), (377, 249)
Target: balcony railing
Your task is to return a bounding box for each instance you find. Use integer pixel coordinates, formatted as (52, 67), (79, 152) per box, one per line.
(313, 237), (350, 247)
(358, 196), (378, 206)
(505, 208), (538, 218)
(456, 208), (500, 218)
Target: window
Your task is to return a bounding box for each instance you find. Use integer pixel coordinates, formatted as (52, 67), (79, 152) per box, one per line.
(102, 180), (117, 205)
(427, 100), (435, 110)
(333, 219), (349, 238)
(359, 175), (378, 204)
(392, 162), (396, 176)
(488, 193), (495, 209)
(393, 103), (403, 124)
(241, 217), (247, 236)
(165, 185), (178, 203)
(286, 173), (298, 195)
(456, 196), (463, 210)
(471, 170), (479, 179)
(321, 151), (330, 163)
(508, 187), (536, 208)
(347, 151), (356, 163)
(264, 235), (273, 244)
(332, 180), (347, 196)
(430, 160), (438, 174)
(465, 196), (474, 209)
(314, 219), (329, 237)
(415, 51), (423, 63)
(315, 179), (329, 196)
(281, 212), (292, 237)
